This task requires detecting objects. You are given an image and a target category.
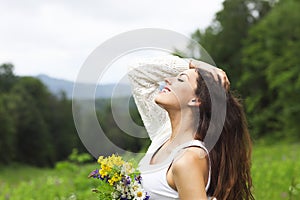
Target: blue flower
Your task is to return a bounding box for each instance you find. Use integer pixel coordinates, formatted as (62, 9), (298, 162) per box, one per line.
(88, 169), (101, 179)
(123, 175), (131, 185)
(135, 175), (142, 184)
(144, 192), (150, 200)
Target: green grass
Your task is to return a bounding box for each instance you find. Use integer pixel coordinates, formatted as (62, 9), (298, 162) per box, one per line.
(0, 162), (100, 200)
(251, 142), (300, 199)
(0, 142), (299, 200)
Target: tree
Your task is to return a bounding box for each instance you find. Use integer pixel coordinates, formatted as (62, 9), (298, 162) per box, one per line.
(0, 95), (16, 163)
(189, 0), (272, 89)
(0, 63), (88, 166)
(241, 0), (300, 139)
(10, 77), (55, 166)
(0, 63), (16, 92)
(47, 91), (79, 161)
(96, 98), (150, 153)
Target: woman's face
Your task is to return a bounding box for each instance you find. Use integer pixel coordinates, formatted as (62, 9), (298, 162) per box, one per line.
(155, 69), (199, 110)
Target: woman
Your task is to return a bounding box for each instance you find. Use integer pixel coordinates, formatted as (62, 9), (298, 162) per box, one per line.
(128, 55), (254, 199)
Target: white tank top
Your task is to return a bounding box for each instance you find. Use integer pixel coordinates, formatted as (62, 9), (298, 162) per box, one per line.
(139, 140), (211, 200)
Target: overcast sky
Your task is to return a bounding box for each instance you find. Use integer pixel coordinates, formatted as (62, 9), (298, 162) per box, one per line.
(0, 0), (224, 83)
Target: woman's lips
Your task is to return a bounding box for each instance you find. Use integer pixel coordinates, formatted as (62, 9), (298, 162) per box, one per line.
(161, 86), (171, 93)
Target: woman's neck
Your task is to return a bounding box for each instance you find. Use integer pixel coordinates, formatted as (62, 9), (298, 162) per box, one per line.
(167, 108), (197, 143)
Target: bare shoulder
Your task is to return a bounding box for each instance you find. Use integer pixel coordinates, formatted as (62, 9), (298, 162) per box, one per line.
(170, 146), (209, 198)
(172, 146), (208, 174)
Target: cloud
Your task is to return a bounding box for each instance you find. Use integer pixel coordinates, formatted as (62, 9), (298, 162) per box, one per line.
(0, 0), (223, 82)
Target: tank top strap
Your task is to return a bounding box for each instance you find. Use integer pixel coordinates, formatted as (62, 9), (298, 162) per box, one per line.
(170, 140), (212, 191)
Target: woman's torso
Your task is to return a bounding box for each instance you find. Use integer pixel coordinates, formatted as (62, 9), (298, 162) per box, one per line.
(139, 140), (211, 200)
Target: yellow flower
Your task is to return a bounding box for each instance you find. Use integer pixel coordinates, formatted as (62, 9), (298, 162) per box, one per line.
(97, 154), (124, 168)
(108, 173), (122, 185)
(108, 179), (114, 186)
(109, 154), (124, 167)
(96, 155), (128, 181)
(107, 173), (122, 186)
(99, 164), (112, 178)
(112, 173), (122, 181)
(97, 156), (104, 164)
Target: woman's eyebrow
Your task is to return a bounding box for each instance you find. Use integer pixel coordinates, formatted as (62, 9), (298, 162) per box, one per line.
(179, 73), (190, 79)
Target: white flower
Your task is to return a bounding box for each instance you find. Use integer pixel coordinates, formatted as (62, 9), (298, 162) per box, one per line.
(112, 191), (120, 200)
(129, 181), (139, 193)
(133, 187), (147, 200)
(121, 162), (134, 175)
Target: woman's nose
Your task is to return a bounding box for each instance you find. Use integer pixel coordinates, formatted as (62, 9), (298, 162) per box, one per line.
(164, 77), (172, 85)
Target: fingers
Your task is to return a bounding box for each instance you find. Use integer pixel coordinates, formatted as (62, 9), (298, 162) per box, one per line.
(189, 59), (230, 91)
(222, 69), (230, 91)
(224, 75), (230, 91)
(218, 69), (230, 91)
(189, 61), (196, 69)
(220, 69), (230, 91)
(210, 68), (230, 91)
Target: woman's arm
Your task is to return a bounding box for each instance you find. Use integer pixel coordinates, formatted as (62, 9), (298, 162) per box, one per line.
(127, 55), (189, 141)
(172, 147), (209, 200)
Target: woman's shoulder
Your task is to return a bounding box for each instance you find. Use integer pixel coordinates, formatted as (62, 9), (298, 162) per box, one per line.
(170, 145), (210, 198)
(172, 146), (209, 172)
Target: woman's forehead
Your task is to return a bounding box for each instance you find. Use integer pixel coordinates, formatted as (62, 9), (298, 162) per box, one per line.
(182, 69), (198, 79)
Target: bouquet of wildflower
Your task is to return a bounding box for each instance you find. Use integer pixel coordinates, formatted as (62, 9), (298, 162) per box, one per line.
(88, 154), (150, 200)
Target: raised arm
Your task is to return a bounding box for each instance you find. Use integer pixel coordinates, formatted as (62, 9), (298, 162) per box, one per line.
(127, 55), (189, 141)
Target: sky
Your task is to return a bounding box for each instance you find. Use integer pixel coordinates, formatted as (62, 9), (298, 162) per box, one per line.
(0, 0), (224, 83)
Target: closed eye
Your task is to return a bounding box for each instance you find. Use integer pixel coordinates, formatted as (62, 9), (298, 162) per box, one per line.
(177, 73), (189, 82)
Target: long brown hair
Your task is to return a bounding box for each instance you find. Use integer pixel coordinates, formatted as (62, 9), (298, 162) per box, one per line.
(194, 69), (254, 199)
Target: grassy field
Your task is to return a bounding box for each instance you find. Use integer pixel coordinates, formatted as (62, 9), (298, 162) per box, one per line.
(251, 142), (300, 199)
(0, 142), (299, 200)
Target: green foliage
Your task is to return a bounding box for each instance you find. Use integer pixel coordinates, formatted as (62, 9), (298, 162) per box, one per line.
(68, 149), (93, 164)
(96, 98), (150, 154)
(241, 0), (300, 139)
(0, 163), (99, 200)
(55, 149), (93, 172)
(9, 77), (55, 166)
(55, 160), (79, 172)
(251, 142), (300, 199)
(0, 95), (16, 163)
(48, 92), (82, 161)
(0, 63), (16, 93)
(289, 177), (300, 200)
(92, 180), (115, 200)
(0, 63), (86, 167)
(181, 0), (299, 141)
(190, 0), (272, 89)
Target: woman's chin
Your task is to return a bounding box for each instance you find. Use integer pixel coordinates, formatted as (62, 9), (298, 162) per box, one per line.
(154, 96), (164, 106)
(154, 96), (168, 108)
(155, 95), (178, 110)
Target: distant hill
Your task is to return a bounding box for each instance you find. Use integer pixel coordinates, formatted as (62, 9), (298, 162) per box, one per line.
(37, 74), (132, 99)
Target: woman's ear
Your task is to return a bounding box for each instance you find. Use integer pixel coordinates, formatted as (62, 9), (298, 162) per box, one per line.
(188, 98), (201, 107)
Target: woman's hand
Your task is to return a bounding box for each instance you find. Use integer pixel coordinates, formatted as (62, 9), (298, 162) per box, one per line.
(189, 60), (230, 91)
